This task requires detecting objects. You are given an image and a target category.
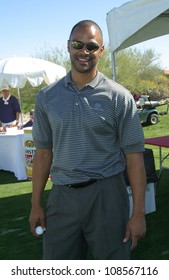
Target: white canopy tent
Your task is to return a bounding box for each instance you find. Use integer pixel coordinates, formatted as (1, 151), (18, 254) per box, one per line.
(106, 0), (169, 80)
(0, 57), (66, 125)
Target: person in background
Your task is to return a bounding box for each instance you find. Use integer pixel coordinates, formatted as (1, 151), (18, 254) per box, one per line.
(23, 109), (34, 128)
(29, 20), (146, 260)
(0, 84), (21, 127)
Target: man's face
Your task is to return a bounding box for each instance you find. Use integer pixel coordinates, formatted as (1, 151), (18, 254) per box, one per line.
(1, 89), (9, 98)
(68, 25), (104, 74)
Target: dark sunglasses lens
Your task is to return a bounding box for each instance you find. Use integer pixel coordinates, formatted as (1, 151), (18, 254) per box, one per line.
(86, 43), (99, 51)
(71, 41), (99, 51)
(71, 41), (84, 50)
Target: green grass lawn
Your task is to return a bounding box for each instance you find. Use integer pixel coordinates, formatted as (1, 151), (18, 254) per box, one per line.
(0, 172), (52, 260)
(0, 112), (169, 260)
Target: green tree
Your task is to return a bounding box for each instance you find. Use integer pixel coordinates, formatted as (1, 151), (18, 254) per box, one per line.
(97, 44), (112, 78)
(114, 48), (167, 98)
(33, 44), (70, 71)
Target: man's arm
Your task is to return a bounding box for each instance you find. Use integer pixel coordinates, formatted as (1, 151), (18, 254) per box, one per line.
(15, 112), (20, 125)
(16, 111), (20, 122)
(29, 148), (53, 236)
(123, 152), (146, 249)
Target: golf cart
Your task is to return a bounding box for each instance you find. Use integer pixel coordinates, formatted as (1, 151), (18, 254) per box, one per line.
(135, 95), (159, 125)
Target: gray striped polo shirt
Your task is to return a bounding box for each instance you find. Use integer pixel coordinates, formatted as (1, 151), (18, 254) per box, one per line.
(33, 71), (145, 185)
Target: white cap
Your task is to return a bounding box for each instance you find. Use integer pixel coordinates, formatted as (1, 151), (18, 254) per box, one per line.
(0, 84), (9, 91)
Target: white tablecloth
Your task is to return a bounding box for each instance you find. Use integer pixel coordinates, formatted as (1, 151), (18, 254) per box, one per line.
(0, 130), (27, 180)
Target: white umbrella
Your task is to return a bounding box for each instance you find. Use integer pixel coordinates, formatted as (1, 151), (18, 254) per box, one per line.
(0, 56), (66, 125)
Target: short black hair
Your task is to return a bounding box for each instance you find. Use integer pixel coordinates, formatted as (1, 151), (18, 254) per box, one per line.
(69, 20), (103, 41)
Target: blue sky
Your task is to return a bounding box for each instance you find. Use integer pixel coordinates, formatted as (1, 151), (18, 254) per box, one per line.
(0, 0), (169, 69)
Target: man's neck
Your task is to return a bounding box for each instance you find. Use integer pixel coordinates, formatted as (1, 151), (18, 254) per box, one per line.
(3, 94), (10, 101)
(71, 70), (97, 89)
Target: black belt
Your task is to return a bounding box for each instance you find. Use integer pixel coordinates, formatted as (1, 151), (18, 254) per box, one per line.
(66, 179), (98, 189)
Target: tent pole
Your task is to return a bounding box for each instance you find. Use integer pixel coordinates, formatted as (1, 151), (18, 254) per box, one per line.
(17, 88), (23, 126)
(112, 51), (116, 81)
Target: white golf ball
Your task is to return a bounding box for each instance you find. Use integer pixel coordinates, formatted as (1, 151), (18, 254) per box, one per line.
(35, 226), (44, 235)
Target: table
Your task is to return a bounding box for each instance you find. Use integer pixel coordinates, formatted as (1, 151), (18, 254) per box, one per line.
(145, 135), (169, 179)
(0, 130), (27, 180)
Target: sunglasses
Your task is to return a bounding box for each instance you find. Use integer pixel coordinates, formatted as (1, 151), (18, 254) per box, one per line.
(70, 40), (100, 52)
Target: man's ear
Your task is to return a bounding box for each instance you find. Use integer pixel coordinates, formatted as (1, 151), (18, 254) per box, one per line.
(99, 45), (104, 58)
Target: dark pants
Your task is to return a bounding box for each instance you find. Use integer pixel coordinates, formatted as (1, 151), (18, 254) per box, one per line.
(43, 174), (131, 260)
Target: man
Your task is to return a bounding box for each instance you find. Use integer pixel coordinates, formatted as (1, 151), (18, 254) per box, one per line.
(29, 20), (146, 260)
(0, 84), (21, 127)
(23, 109), (34, 128)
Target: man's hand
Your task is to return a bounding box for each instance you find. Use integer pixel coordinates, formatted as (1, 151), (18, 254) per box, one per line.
(29, 205), (46, 237)
(123, 213), (146, 249)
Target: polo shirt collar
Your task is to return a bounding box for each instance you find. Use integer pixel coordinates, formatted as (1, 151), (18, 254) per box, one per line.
(65, 71), (104, 89)
(3, 94), (11, 104)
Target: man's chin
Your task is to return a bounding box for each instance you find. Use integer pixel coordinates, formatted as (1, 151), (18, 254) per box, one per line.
(75, 65), (93, 73)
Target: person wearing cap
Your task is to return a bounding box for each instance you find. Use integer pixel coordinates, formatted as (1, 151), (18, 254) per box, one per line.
(23, 109), (34, 128)
(0, 84), (21, 127)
